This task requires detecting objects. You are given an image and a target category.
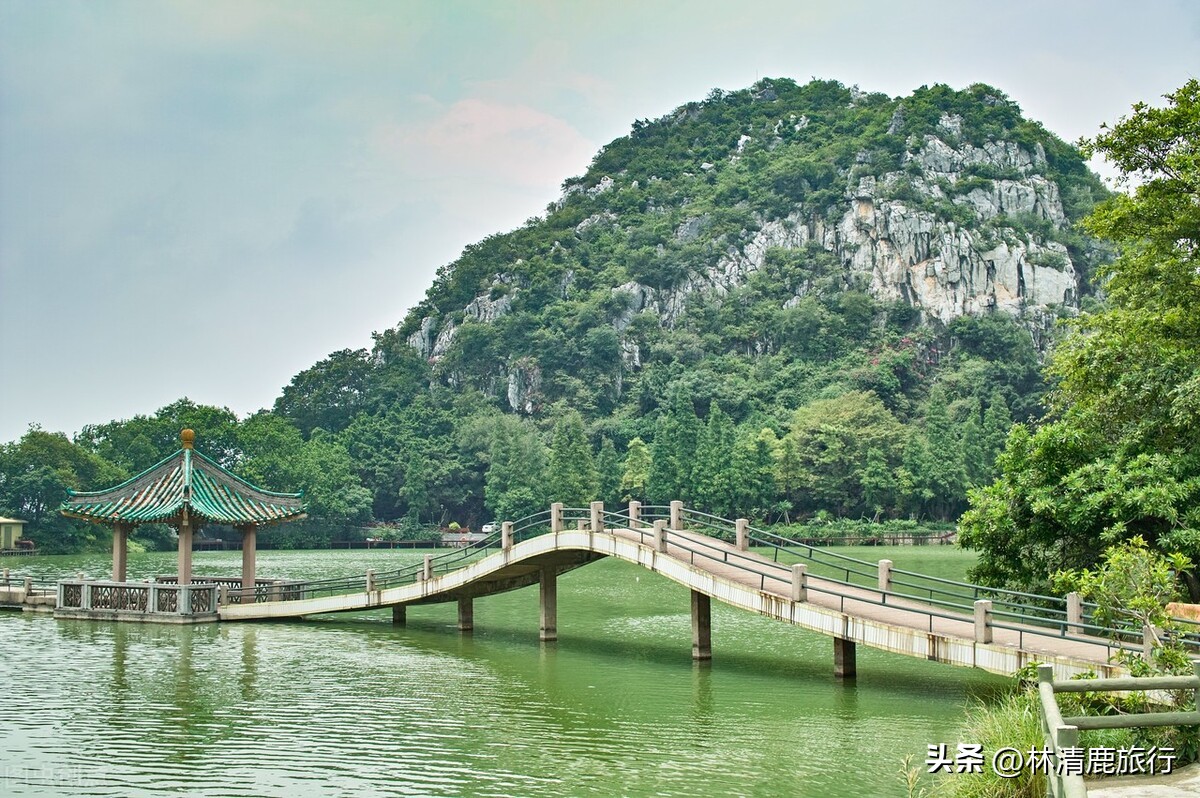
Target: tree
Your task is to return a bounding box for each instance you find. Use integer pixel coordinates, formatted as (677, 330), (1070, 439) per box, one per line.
(620, 437), (651, 502)
(547, 410), (598, 507)
(783, 391), (905, 517)
(483, 416), (549, 523)
(0, 428), (126, 552)
(595, 437), (622, 507)
(693, 402), (736, 516)
(961, 82), (1200, 598)
(274, 349), (374, 438)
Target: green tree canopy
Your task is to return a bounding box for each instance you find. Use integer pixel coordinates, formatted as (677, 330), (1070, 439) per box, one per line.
(961, 81), (1200, 599)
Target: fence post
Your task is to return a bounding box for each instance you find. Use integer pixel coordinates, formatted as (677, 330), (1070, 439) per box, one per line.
(423, 555), (433, 581)
(792, 564), (808, 602)
(1192, 659), (1200, 716)
(670, 501), (683, 531)
(653, 520), (667, 553)
(366, 569), (376, 593)
(179, 585), (192, 615)
(218, 584), (228, 607)
(2, 568), (8, 587)
(550, 502), (564, 533)
(1066, 592), (1083, 633)
(23, 576), (32, 596)
(590, 502), (604, 533)
(501, 521), (513, 551)
(628, 500), (641, 528)
(877, 559), (893, 593)
(148, 583), (159, 612)
(735, 519), (749, 551)
(1143, 623), (1156, 660)
(974, 599), (993, 643)
(81, 580), (92, 611)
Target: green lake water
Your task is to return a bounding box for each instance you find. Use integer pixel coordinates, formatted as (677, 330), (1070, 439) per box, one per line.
(0, 547), (1006, 797)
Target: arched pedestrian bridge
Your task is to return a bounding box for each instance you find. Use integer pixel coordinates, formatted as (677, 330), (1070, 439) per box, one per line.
(204, 503), (1198, 680)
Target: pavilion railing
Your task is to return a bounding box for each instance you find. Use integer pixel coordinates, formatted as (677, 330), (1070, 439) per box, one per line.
(56, 579), (218, 617)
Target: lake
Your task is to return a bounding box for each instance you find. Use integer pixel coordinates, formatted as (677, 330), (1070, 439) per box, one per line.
(0, 547), (1005, 796)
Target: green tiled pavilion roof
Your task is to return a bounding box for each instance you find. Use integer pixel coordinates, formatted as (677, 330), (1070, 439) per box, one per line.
(61, 437), (306, 527)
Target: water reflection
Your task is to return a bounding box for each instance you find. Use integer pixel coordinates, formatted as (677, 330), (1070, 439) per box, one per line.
(0, 552), (1006, 797)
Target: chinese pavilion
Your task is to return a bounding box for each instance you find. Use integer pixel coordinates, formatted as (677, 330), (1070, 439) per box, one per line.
(60, 429), (307, 592)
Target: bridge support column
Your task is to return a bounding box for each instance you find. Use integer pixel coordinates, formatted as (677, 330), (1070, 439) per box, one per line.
(501, 521), (513, 551)
(590, 502), (604, 533)
(112, 522), (128, 582)
(735, 518), (749, 551)
(691, 590), (712, 661)
(539, 566), (557, 642)
(834, 637), (856, 679)
(392, 605), (406, 626)
(458, 597), (473, 632)
(670, 501), (683, 531)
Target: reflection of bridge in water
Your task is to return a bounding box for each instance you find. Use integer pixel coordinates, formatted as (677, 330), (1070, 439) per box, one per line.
(208, 502), (1200, 680)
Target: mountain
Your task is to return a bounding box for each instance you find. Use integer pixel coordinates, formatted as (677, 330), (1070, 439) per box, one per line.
(394, 79), (1104, 421)
(0, 78), (1118, 550)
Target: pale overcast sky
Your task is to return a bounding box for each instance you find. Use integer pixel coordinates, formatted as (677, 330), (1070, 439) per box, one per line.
(1, 0), (1197, 444)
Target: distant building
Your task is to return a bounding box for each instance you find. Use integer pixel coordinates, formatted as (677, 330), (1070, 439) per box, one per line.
(0, 517), (27, 550)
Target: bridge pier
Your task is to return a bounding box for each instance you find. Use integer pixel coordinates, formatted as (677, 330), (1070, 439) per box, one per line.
(834, 637), (856, 679)
(458, 597), (473, 632)
(540, 566), (557, 642)
(691, 590), (712, 661)
(392, 604), (406, 626)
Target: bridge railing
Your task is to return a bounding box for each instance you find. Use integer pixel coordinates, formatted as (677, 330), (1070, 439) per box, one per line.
(212, 502), (1200, 657)
(673, 507), (1194, 658)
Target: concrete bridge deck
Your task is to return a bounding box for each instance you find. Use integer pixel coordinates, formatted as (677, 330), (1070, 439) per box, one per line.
(217, 507), (1132, 680)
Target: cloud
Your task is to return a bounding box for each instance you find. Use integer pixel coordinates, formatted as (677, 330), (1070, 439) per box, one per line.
(372, 98), (597, 190)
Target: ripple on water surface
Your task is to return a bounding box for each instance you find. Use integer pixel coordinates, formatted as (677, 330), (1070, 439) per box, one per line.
(0, 551), (1001, 797)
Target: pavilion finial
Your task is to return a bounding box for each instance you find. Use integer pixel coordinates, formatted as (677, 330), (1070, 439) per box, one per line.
(181, 429), (195, 450)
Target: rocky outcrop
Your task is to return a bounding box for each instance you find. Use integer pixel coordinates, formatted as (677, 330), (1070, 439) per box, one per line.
(405, 131), (1084, 411)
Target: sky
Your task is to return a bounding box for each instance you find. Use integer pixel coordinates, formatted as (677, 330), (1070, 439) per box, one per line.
(1, 0), (1198, 444)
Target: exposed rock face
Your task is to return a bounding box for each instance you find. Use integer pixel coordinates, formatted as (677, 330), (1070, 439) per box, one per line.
(407, 132), (1084, 412)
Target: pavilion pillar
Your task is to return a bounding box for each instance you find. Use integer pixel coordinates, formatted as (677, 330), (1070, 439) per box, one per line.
(240, 525), (257, 594)
(177, 511), (193, 586)
(112, 522), (129, 583)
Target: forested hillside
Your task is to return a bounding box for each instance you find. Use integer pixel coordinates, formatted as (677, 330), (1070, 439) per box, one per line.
(0, 78), (1111, 551)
